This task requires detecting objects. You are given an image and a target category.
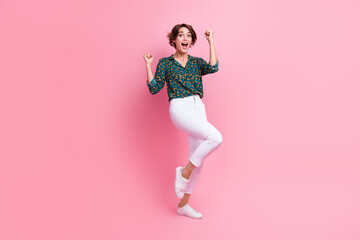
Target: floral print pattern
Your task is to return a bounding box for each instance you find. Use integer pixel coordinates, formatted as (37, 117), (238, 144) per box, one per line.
(146, 54), (219, 102)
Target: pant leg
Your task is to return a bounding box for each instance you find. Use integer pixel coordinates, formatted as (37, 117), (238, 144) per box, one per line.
(169, 96), (223, 168)
(185, 135), (205, 194)
(185, 98), (207, 194)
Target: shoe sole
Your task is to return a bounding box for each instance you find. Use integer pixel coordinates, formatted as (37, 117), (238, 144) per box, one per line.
(177, 210), (203, 219)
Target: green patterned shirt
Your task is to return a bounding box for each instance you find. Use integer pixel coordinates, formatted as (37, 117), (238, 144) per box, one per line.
(146, 54), (219, 102)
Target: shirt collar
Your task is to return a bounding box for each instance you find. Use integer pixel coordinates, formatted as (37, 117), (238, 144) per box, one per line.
(169, 54), (194, 61)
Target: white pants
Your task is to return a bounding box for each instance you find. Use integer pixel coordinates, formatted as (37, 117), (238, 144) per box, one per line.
(169, 94), (223, 194)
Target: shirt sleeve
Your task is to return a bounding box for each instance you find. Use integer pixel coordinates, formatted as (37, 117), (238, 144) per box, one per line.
(198, 57), (219, 76)
(146, 58), (166, 94)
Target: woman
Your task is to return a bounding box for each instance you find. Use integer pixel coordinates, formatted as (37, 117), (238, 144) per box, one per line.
(143, 23), (222, 219)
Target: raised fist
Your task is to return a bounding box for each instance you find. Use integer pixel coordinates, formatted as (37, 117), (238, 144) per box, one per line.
(204, 29), (214, 42)
(144, 53), (153, 64)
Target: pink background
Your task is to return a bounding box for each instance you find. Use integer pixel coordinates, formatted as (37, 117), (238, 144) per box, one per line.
(1, 0), (360, 239)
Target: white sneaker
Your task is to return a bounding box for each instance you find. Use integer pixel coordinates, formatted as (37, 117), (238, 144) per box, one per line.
(175, 167), (189, 199)
(177, 203), (203, 219)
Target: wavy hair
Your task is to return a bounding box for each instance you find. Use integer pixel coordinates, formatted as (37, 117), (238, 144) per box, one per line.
(167, 23), (197, 49)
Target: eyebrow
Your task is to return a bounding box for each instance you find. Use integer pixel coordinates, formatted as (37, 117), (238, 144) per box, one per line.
(179, 31), (191, 34)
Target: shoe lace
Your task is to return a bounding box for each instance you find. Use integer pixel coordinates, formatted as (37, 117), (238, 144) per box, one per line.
(179, 183), (187, 191)
(188, 205), (199, 213)
(177, 170), (188, 192)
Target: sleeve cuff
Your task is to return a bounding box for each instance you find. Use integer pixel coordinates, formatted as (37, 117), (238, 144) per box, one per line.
(210, 60), (219, 67)
(147, 78), (154, 87)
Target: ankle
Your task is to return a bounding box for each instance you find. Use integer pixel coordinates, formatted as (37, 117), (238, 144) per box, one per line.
(181, 168), (190, 179)
(178, 202), (188, 208)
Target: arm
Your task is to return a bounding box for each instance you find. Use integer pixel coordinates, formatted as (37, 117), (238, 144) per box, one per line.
(205, 29), (218, 66)
(208, 39), (218, 66)
(146, 62), (154, 84)
(199, 57), (219, 76)
(199, 29), (219, 76)
(146, 58), (166, 94)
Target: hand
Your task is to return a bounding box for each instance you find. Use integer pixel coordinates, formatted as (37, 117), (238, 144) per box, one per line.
(204, 29), (214, 42)
(144, 53), (153, 64)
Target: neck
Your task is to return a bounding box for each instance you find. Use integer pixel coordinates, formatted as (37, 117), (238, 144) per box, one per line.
(173, 51), (188, 59)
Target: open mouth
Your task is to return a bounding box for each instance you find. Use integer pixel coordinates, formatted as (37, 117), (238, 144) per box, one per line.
(181, 42), (189, 49)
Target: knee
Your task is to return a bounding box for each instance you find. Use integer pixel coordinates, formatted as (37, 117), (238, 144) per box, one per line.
(206, 132), (223, 146)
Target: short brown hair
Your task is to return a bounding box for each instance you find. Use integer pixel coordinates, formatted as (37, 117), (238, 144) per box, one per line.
(167, 23), (197, 49)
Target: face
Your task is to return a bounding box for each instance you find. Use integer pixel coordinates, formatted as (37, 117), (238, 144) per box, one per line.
(173, 27), (192, 53)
